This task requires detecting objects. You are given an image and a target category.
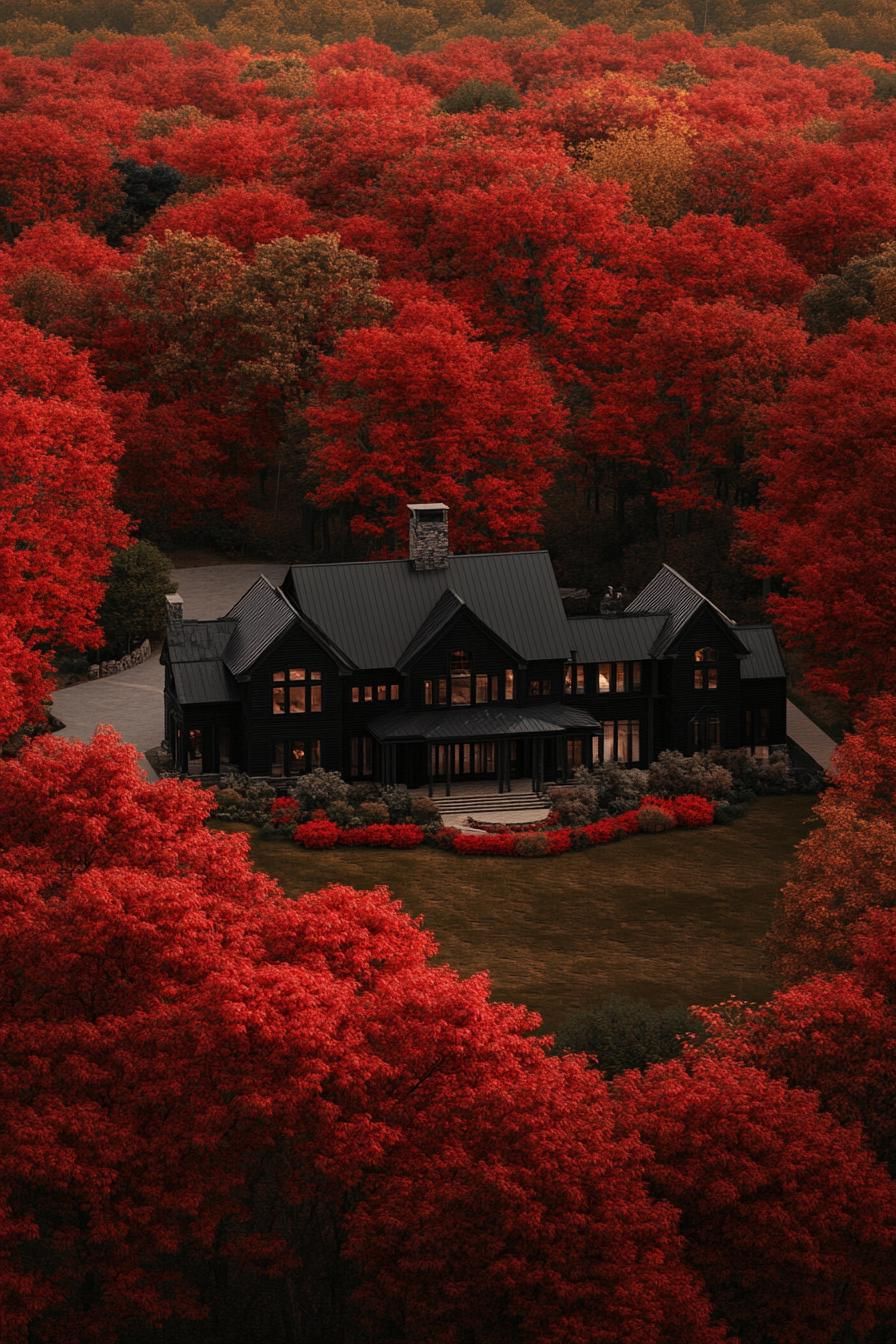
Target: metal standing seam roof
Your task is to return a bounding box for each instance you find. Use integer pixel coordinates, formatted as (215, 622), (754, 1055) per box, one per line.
(395, 589), (467, 669)
(165, 619), (240, 704)
(625, 564), (748, 655)
(567, 612), (670, 663)
(735, 625), (787, 679)
(223, 576), (299, 677)
(286, 551), (574, 668)
(368, 702), (602, 743)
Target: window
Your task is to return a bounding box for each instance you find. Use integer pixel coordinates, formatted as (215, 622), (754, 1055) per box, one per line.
(694, 647), (718, 691)
(567, 737), (585, 770)
(475, 673), (489, 704)
(274, 669), (321, 712)
(364, 685), (373, 702)
(529, 678), (552, 697)
(272, 671), (286, 715)
(631, 661), (642, 691)
(597, 662), (642, 694)
(424, 679), (433, 706)
(615, 663), (626, 693)
(596, 720), (641, 764)
(504, 668), (515, 700)
(351, 735), (374, 777)
(598, 663), (611, 693)
(691, 715), (721, 752)
(290, 741), (307, 774)
(272, 742), (285, 777)
(564, 663), (585, 694)
(391, 683), (400, 701)
(450, 649), (472, 706)
(351, 686), (360, 704)
(437, 677), (448, 706)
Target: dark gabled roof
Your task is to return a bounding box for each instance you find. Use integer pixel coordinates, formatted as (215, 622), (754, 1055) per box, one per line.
(568, 612), (670, 663)
(369, 702), (601, 743)
(625, 564), (748, 656)
(223, 577), (297, 677)
(395, 589), (465, 670)
(286, 551), (572, 667)
(165, 619), (240, 704)
(736, 625), (787, 680)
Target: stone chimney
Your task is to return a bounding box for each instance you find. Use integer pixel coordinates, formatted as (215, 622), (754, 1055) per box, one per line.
(408, 503), (449, 571)
(166, 592), (184, 626)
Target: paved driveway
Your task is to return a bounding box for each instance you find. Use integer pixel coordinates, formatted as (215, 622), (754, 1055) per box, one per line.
(50, 563), (284, 776)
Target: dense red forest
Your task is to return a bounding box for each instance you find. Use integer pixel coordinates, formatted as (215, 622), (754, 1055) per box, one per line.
(0, 24), (894, 718)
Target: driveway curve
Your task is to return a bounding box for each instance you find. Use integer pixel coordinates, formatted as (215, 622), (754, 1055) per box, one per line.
(50, 562), (283, 777)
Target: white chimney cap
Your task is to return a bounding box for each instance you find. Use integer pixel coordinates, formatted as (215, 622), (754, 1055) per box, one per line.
(407, 502), (448, 513)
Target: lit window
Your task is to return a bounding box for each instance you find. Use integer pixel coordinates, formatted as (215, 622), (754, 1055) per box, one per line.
(566, 738), (585, 770)
(631, 661), (642, 691)
(615, 663), (625, 693)
(310, 685), (322, 712)
(450, 650), (471, 705)
(437, 678), (448, 706)
(351, 686), (360, 704)
(504, 668), (515, 700)
(475, 673), (489, 704)
(563, 664), (585, 694)
(598, 663), (611, 693)
(424, 679), (433, 705)
(364, 685), (373, 702)
(290, 741), (306, 774)
(694, 647), (719, 691)
(377, 684), (387, 701)
(289, 668), (304, 681)
(289, 685), (305, 713)
(390, 684), (400, 700)
(272, 684), (286, 715)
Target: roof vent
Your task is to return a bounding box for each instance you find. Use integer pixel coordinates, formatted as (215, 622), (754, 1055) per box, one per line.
(166, 592), (184, 625)
(408, 502), (449, 572)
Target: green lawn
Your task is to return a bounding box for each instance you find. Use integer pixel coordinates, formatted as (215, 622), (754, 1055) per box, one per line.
(217, 795), (814, 1034)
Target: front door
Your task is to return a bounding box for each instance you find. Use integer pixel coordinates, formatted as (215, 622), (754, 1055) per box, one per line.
(432, 741), (497, 781)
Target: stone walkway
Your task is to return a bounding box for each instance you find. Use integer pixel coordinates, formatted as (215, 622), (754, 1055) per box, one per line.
(786, 699), (838, 773)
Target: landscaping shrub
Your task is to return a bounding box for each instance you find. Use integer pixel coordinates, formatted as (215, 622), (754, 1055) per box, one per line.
(648, 751), (733, 800)
(578, 818), (623, 845)
(290, 768), (350, 813)
(638, 804), (677, 834)
(614, 810), (642, 835)
(546, 828), (573, 855)
(293, 818), (339, 848)
(378, 784), (414, 820)
(268, 796), (299, 830)
(335, 823), (425, 848)
(358, 800), (390, 825)
(556, 996), (699, 1076)
(326, 799), (358, 829)
(452, 831), (518, 855)
(668, 794), (716, 828)
(409, 795), (441, 825)
(713, 800), (748, 825)
(514, 832), (551, 857)
(214, 771), (275, 824)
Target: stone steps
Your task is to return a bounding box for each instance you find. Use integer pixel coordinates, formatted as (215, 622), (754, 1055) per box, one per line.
(434, 791), (548, 816)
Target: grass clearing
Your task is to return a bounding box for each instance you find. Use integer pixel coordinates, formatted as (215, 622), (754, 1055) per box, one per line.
(216, 795), (814, 1034)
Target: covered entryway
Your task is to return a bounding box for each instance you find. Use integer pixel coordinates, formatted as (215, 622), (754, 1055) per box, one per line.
(369, 703), (601, 797)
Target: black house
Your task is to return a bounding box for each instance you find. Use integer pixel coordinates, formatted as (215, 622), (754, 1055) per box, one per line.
(162, 504), (787, 791)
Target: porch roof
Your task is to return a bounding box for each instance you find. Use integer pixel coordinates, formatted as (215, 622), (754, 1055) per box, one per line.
(368, 703), (601, 743)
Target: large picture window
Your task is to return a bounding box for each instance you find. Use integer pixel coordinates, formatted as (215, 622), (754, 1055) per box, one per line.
(273, 668), (322, 713)
(594, 720), (641, 765)
(450, 649), (472, 705)
(597, 662), (641, 693)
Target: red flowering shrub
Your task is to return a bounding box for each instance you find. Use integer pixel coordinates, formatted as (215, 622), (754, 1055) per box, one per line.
(546, 829), (572, 855)
(579, 818), (623, 845)
(336, 823), (425, 848)
(269, 797), (300, 830)
(514, 832), (551, 857)
(614, 810), (642, 835)
(293, 818), (339, 849)
(669, 795), (716, 828)
(452, 831), (518, 855)
(639, 795), (677, 816)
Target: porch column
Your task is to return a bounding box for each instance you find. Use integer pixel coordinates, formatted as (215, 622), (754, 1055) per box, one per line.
(533, 736), (544, 793)
(559, 733), (568, 783)
(498, 740), (507, 793)
(427, 744), (434, 798)
(445, 743), (452, 798)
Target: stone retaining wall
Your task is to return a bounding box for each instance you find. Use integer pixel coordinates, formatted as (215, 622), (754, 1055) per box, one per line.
(88, 638), (153, 679)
